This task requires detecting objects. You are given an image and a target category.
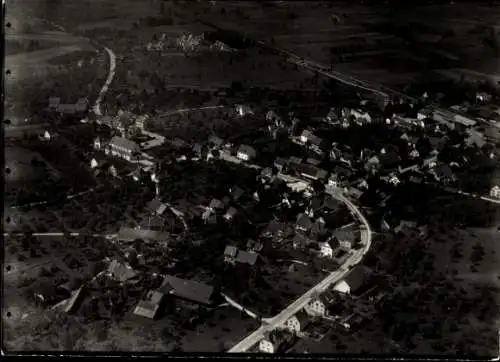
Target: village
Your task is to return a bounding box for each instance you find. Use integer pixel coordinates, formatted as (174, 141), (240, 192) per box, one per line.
(6, 78), (498, 352)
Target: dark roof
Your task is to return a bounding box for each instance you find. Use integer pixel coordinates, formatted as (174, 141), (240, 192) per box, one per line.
(159, 275), (215, 305)
(323, 195), (342, 210)
(309, 197), (323, 211)
(107, 260), (139, 282)
(261, 167), (274, 178)
(237, 144), (257, 158)
(293, 232), (313, 247)
(235, 250), (259, 265)
(117, 227), (169, 242)
(274, 157), (288, 167)
(146, 197), (167, 215)
(229, 186), (245, 201)
(306, 158), (322, 166)
(379, 151), (401, 167)
(209, 135), (224, 146)
(296, 213), (313, 229)
(289, 156), (302, 165)
(344, 266), (371, 292)
(294, 310), (310, 328)
(295, 163), (328, 180)
(333, 228), (358, 245)
(435, 164), (454, 179)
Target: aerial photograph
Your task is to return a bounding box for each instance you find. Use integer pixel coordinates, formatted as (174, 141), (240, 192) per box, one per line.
(3, 0), (500, 356)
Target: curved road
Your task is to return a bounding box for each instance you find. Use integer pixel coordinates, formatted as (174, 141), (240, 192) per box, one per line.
(92, 47), (116, 117)
(228, 189), (372, 352)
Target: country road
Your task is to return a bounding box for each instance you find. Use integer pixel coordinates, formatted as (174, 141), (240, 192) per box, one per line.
(228, 189), (373, 352)
(92, 46), (116, 117)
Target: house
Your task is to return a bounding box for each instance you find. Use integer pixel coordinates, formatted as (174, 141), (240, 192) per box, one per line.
(364, 155), (381, 172)
(333, 266), (371, 295)
(432, 164), (456, 184)
(283, 310), (310, 334)
(246, 239), (263, 253)
(235, 250), (259, 265)
(306, 158), (322, 166)
(304, 297), (326, 317)
(208, 135), (224, 148)
(259, 330), (292, 354)
(223, 207), (239, 221)
(323, 195), (342, 212)
(417, 106), (434, 120)
(327, 174), (339, 188)
(295, 164), (328, 182)
(325, 107), (339, 122)
(266, 110), (281, 123)
(208, 198), (224, 211)
(192, 142), (204, 158)
(476, 92), (493, 102)
(133, 290), (164, 319)
(317, 238), (340, 258)
(90, 158), (99, 169)
(422, 154), (438, 168)
(229, 186), (245, 201)
(299, 130), (314, 144)
(453, 113), (476, 128)
(107, 260), (139, 282)
(293, 233), (314, 249)
(260, 167), (274, 181)
(296, 213), (313, 232)
(146, 197), (168, 216)
(490, 185), (500, 199)
(224, 245), (239, 264)
(107, 136), (140, 161)
(465, 130), (486, 148)
(93, 137), (105, 150)
(158, 275), (217, 306)
(202, 209), (217, 224)
(236, 144), (257, 162)
(394, 220), (418, 234)
(332, 228), (357, 250)
(288, 156), (303, 166)
(350, 109), (372, 123)
(274, 157), (288, 172)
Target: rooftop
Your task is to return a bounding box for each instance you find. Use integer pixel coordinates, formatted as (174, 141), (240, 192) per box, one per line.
(159, 275), (215, 305)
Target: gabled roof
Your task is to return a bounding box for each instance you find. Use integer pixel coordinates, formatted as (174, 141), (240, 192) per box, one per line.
(107, 260), (139, 282)
(296, 213), (313, 229)
(110, 136), (140, 152)
(224, 245), (238, 258)
(274, 157), (288, 167)
(229, 186), (245, 201)
(209, 198), (224, 209)
(209, 135), (224, 146)
(159, 275), (215, 305)
(294, 310), (310, 328)
(224, 207), (239, 218)
(133, 290), (164, 319)
(309, 196), (323, 211)
(333, 228), (358, 244)
(344, 266), (371, 292)
(288, 156), (302, 165)
(147, 197), (167, 215)
(237, 144), (257, 157)
(235, 250), (259, 265)
(293, 233), (314, 247)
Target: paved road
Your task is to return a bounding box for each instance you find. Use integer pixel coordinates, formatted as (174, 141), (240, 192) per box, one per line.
(444, 187), (500, 205)
(228, 190), (372, 352)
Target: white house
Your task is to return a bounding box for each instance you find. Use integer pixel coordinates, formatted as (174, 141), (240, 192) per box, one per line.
(299, 130), (313, 144)
(328, 174), (339, 188)
(283, 311), (309, 334)
(490, 185), (500, 199)
(259, 338), (277, 354)
(317, 238), (339, 258)
(237, 144), (256, 162)
(350, 109), (372, 123)
(90, 158), (99, 169)
(304, 298), (326, 317)
(43, 130), (51, 141)
(94, 137), (102, 150)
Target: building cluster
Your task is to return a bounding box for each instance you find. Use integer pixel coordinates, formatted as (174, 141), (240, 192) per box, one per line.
(258, 265), (375, 353)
